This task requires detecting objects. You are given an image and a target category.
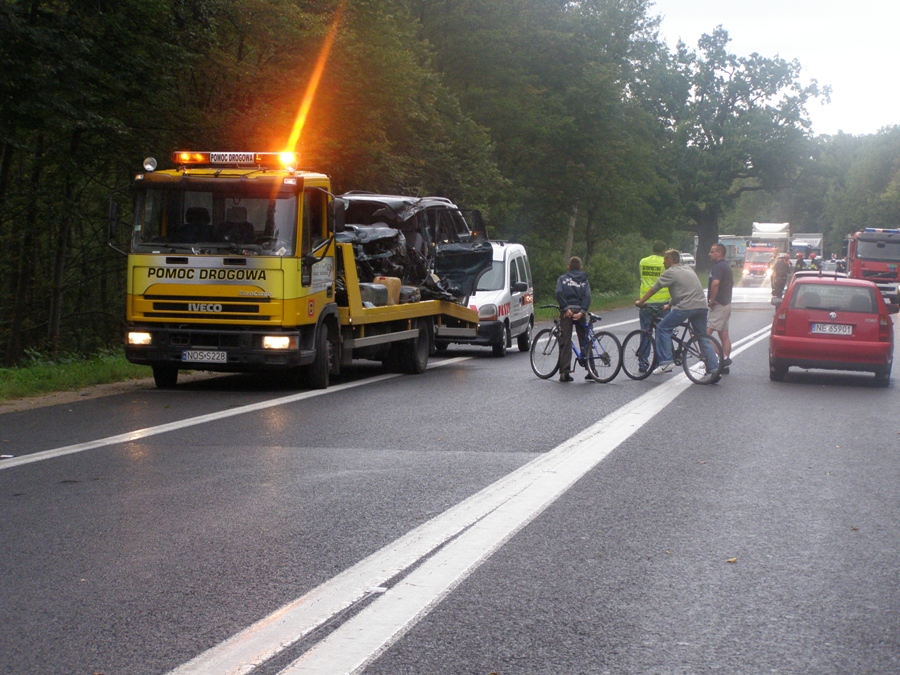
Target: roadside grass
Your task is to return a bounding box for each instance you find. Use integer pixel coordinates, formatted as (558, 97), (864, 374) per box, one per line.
(0, 352), (151, 403)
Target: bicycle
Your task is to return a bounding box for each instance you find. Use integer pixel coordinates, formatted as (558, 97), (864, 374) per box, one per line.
(530, 305), (622, 383)
(621, 306), (723, 384)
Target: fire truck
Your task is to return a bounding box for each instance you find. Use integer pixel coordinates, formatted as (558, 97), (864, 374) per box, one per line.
(846, 228), (900, 306)
(114, 151), (490, 388)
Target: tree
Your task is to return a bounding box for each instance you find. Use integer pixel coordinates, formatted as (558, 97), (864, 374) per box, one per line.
(664, 27), (827, 270)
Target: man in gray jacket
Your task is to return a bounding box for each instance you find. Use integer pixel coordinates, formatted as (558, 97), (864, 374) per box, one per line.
(635, 249), (718, 376)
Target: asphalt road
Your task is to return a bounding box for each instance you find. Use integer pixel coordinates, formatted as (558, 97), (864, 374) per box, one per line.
(2, 295), (899, 674)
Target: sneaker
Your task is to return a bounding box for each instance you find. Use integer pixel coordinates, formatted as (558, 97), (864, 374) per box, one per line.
(652, 362), (674, 375)
(585, 373), (595, 381)
(697, 372), (717, 384)
(722, 357), (732, 368)
(560, 374), (574, 382)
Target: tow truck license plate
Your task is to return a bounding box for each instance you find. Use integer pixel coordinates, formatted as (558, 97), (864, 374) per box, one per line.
(811, 323), (852, 336)
(182, 350), (227, 363)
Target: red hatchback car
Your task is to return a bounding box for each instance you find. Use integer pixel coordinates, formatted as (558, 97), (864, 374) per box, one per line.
(769, 277), (897, 386)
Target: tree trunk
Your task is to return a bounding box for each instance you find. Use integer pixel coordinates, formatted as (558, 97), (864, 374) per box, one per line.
(563, 203), (578, 265)
(48, 132), (81, 353)
(3, 141), (41, 366)
(584, 204), (596, 268)
(694, 205), (720, 273)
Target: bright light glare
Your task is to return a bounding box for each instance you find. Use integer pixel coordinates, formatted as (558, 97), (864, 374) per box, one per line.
(128, 332), (152, 346)
(284, 2), (345, 154)
(263, 335), (293, 350)
(279, 151), (297, 168)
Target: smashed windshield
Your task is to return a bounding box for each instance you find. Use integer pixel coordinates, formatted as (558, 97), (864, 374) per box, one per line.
(132, 187), (297, 256)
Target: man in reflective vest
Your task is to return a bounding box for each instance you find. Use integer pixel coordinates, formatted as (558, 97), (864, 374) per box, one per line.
(636, 241), (671, 372)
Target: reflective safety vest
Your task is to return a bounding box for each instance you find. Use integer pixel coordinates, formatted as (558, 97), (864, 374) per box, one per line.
(639, 254), (670, 303)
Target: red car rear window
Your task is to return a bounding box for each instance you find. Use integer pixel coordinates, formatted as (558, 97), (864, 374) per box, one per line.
(791, 284), (877, 313)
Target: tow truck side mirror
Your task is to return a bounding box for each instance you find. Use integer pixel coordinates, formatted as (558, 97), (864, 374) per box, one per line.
(328, 197), (346, 234)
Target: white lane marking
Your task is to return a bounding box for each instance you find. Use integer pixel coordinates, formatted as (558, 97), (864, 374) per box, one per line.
(170, 328), (775, 675)
(170, 376), (690, 675)
(601, 317), (638, 329)
(0, 358), (470, 471)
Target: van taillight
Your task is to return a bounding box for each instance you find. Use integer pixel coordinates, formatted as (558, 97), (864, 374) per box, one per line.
(878, 316), (892, 341)
(773, 311), (787, 335)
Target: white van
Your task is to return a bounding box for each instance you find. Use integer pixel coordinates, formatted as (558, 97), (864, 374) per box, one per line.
(436, 241), (534, 356)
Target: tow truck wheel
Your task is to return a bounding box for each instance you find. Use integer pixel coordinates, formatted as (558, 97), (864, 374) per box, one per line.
(152, 365), (178, 389)
(401, 322), (430, 374)
(306, 323), (331, 389)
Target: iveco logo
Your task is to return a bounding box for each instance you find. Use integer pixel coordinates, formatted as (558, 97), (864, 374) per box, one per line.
(189, 303), (223, 313)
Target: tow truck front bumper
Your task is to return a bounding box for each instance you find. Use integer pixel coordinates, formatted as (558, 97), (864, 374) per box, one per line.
(124, 324), (315, 371)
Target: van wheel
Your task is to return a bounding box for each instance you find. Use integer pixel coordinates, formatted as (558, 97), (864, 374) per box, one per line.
(517, 322), (532, 352)
(152, 365), (178, 389)
(492, 324), (509, 357)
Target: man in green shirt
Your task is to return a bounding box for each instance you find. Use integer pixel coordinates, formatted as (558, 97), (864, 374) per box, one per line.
(636, 241), (670, 372)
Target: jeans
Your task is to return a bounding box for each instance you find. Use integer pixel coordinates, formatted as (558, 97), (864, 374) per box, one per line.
(639, 303), (668, 370)
(656, 307), (718, 370)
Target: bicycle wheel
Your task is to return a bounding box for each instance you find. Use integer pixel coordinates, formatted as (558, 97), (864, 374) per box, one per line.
(585, 330), (622, 383)
(530, 327), (561, 379)
(682, 333), (723, 384)
(621, 329), (656, 380)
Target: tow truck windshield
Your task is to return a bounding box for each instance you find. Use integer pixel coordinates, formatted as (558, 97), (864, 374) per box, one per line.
(131, 187), (297, 256)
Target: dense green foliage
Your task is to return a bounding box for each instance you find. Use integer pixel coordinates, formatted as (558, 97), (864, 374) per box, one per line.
(0, 0), (896, 367)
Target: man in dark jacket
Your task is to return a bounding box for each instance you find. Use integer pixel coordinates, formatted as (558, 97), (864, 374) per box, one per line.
(555, 256), (591, 382)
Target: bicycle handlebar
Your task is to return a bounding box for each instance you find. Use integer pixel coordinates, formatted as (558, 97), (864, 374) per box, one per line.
(541, 305), (602, 324)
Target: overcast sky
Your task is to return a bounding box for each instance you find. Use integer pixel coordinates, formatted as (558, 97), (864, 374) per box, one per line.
(648, 0), (898, 137)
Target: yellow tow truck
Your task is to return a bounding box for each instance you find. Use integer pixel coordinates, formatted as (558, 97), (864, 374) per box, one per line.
(116, 151), (490, 388)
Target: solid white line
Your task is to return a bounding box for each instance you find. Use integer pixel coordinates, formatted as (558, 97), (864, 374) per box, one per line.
(278, 375), (693, 674)
(170, 325), (774, 675)
(0, 358), (470, 471)
(169, 369), (713, 674)
(278, 327), (776, 674)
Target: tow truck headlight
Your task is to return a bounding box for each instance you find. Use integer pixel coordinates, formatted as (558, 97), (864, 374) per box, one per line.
(742, 268), (750, 276)
(478, 304), (498, 321)
(263, 335), (295, 350)
(127, 331), (153, 346)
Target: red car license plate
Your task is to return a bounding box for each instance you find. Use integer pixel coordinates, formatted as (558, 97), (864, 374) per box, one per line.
(811, 323), (852, 336)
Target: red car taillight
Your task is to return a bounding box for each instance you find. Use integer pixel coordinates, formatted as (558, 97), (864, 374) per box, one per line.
(773, 311), (787, 335)
(878, 315), (892, 341)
